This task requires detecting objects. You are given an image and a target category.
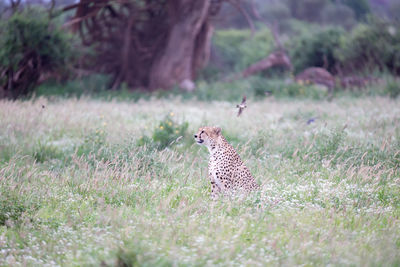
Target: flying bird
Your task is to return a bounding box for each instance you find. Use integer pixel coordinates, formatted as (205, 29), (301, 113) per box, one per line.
(236, 95), (247, 117)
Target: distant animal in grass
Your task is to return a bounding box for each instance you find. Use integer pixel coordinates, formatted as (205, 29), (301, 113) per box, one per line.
(194, 126), (259, 198)
(236, 95), (247, 117)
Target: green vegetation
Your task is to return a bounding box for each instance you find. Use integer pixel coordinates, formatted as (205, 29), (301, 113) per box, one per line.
(0, 95), (399, 266)
(34, 74), (400, 102)
(138, 114), (189, 150)
(289, 27), (344, 73)
(385, 78), (400, 98)
(288, 18), (400, 75)
(338, 19), (400, 74)
(0, 8), (74, 98)
(0, 1), (399, 265)
(212, 27), (275, 73)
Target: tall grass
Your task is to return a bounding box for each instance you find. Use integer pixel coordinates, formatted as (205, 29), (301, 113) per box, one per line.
(0, 96), (399, 266)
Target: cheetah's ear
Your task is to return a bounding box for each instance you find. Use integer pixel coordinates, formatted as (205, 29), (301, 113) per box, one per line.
(214, 126), (221, 135)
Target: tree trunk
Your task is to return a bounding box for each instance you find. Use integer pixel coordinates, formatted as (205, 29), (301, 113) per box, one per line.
(65, 0), (221, 91)
(149, 0), (211, 90)
(192, 21), (214, 79)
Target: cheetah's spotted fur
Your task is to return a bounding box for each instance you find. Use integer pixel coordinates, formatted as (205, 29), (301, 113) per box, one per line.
(194, 126), (259, 198)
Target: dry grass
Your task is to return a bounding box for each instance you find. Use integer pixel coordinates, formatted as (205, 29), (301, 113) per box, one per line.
(0, 96), (399, 266)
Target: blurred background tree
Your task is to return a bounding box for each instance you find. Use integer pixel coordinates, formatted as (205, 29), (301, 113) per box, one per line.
(0, 0), (399, 98)
(63, 0), (223, 91)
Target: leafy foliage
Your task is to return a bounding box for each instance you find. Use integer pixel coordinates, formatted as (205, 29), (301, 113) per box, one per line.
(212, 27), (274, 72)
(337, 18), (400, 74)
(385, 79), (400, 99)
(288, 19), (400, 75)
(138, 114), (189, 150)
(0, 8), (74, 98)
(289, 27), (345, 73)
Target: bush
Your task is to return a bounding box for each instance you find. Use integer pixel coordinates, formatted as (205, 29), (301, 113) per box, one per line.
(289, 27), (345, 73)
(288, 18), (400, 75)
(138, 114), (189, 150)
(385, 79), (400, 99)
(337, 19), (400, 75)
(212, 27), (275, 73)
(0, 8), (74, 98)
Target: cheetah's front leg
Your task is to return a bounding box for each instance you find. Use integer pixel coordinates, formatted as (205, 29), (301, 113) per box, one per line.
(210, 182), (221, 199)
(209, 172), (223, 199)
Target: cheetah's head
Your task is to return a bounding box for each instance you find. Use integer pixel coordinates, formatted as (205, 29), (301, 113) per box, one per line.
(194, 126), (221, 148)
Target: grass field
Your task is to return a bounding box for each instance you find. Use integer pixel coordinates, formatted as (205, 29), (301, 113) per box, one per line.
(0, 95), (399, 266)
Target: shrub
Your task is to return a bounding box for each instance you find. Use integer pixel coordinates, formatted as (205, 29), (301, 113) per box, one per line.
(0, 8), (74, 98)
(212, 27), (275, 73)
(337, 19), (400, 75)
(138, 114), (189, 150)
(289, 27), (345, 73)
(385, 79), (400, 99)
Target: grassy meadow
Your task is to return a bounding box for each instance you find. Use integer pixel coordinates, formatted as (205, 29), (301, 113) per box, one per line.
(0, 95), (399, 266)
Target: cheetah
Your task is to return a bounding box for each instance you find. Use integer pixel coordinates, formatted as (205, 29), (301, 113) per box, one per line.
(194, 126), (259, 198)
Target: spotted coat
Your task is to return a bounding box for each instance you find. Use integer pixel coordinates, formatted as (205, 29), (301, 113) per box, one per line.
(194, 126), (259, 198)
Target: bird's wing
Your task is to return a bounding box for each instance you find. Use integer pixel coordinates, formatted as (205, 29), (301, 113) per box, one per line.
(241, 95), (247, 105)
